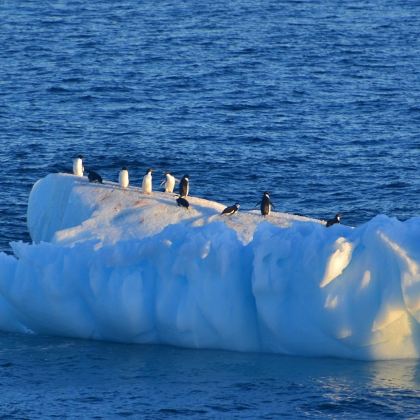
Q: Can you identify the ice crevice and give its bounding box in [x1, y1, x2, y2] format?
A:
[0, 173, 419, 360]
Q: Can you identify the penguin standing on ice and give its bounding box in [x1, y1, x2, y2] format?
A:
[87, 170, 103, 184]
[179, 175, 189, 197]
[119, 167, 129, 189]
[326, 213, 341, 227]
[161, 172, 175, 193]
[176, 196, 190, 209]
[142, 168, 153, 194]
[73, 155, 84, 176]
[260, 192, 273, 216]
[221, 203, 240, 216]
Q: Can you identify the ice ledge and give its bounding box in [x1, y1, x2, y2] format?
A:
[27, 173, 321, 247]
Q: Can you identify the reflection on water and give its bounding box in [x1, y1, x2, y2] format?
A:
[369, 359, 420, 390]
[0, 332, 418, 418]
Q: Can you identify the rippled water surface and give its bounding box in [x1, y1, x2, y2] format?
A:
[0, 0, 419, 251]
[0, 333, 419, 419]
[0, 0, 419, 417]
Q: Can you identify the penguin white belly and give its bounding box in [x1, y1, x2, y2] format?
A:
[165, 175, 175, 193]
[142, 174, 152, 194]
[119, 171, 129, 189]
[73, 159, 83, 176]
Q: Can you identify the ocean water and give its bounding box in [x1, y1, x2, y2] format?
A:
[0, 333, 419, 419]
[0, 0, 419, 417]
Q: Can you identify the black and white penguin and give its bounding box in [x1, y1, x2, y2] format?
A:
[73, 155, 84, 176]
[176, 196, 190, 209]
[161, 172, 175, 193]
[179, 175, 189, 197]
[326, 213, 341, 227]
[142, 168, 153, 194]
[221, 203, 240, 215]
[119, 167, 129, 189]
[260, 192, 273, 216]
[87, 170, 103, 184]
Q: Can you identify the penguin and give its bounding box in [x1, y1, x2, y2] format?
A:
[176, 196, 190, 209]
[221, 203, 240, 216]
[260, 192, 273, 216]
[326, 213, 341, 227]
[87, 170, 103, 184]
[73, 155, 84, 177]
[119, 167, 129, 189]
[179, 175, 189, 197]
[161, 172, 175, 193]
[142, 168, 153, 194]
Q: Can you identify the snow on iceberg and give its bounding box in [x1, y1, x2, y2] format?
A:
[0, 173, 419, 360]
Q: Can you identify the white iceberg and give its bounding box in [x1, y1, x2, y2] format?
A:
[0, 173, 419, 360]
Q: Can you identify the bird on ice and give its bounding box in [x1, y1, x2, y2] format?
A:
[73, 155, 84, 177]
[119, 167, 129, 189]
[221, 203, 240, 215]
[260, 192, 274, 216]
[179, 175, 189, 197]
[161, 172, 176, 193]
[176, 196, 190, 209]
[87, 170, 103, 184]
[325, 213, 341, 227]
[142, 168, 153, 194]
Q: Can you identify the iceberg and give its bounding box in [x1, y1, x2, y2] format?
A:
[0, 173, 419, 360]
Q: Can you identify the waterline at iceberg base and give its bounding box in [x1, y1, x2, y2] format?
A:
[0, 174, 419, 360]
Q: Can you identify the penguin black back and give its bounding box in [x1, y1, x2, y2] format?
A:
[87, 170, 103, 184]
[326, 213, 341, 227]
[221, 203, 240, 215]
[179, 175, 189, 197]
[176, 196, 190, 209]
[260, 192, 271, 216]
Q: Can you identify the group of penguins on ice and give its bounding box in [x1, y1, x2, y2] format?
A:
[73, 155, 341, 227]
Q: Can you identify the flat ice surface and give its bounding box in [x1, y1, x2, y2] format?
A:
[0, 173, 419, 360]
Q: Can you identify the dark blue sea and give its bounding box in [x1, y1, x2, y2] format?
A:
[0, 0, 419, 418]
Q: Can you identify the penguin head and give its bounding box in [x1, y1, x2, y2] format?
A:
[146, 168, 153, 174]
[336, 213, 341, 221]
[235, 203, 240, 208]
[76, 154, 83, 159]
[263, 191, 269, 197]
[122, 167, 128, 171]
